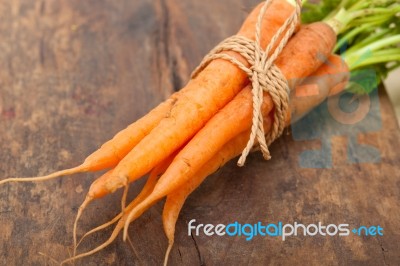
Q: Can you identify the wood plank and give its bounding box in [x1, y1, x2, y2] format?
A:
[0, 0, 399, 265]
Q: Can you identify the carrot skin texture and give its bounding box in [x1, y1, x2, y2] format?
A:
[288, 54, 350, 123]
[86, 170, 113, 199]
[149, 86, 271, 198]
[276, 22, 337, 84]
[83, 94, 179, 171]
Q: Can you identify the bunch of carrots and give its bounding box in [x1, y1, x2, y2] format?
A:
[1, 0, 399, 264]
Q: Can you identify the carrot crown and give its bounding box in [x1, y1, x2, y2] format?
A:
[303, 0, 400, 94]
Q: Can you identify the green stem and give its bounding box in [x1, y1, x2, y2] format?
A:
[350, 35, 400, 58]
[302, 0, 400, 91]
[352, 14, 397, 25]
[345, 28, 391, 54]
[351, 7, 397, 18]
[349, 54, 400, 70]
[334, 24, 370, 52]
[324, 8, 351, 34]
[348, 0, 369, 11]
[326, 0, 356, 19]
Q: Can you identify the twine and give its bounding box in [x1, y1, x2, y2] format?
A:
[191, 0, 302, 166]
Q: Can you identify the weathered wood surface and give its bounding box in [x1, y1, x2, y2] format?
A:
[0, 0, 399, 265]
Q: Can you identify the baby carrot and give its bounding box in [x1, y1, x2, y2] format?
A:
[288, 54, 350, 123]
[0, 93, 179, 185]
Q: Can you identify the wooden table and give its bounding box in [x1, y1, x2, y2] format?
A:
[1, 0, 399, 265]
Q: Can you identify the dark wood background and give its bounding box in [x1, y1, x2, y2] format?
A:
[0, 0, 399, 265]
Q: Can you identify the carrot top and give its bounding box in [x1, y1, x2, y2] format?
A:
[304, 0, 400, 94]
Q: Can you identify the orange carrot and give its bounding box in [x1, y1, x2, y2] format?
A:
[162, 116, 272, 266]
[72, 139, 186, 250]
[288, 54, 350, 123]
[0, 93, 179, 185]
[133, 85, 271, 198]
[90, 20, 335, 200]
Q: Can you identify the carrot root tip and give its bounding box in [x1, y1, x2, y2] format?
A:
[0, 165, 86, 185]
[163, 240, 174, 266]
[73, 195, 93, 257]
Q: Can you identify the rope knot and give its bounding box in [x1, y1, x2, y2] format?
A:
[191, 0, 301, 166]
[251, 64, 267, 77]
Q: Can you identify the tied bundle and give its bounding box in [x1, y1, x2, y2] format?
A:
[2, 0, 399, 264]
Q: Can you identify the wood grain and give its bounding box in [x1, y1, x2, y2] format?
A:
[0, 0, 399, 265]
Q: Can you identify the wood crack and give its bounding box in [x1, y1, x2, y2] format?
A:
[171, 58, 183, 92]
[160, 0, 170, 64]
[378, 238, 388, 266]
[160, 0, 184, 92]
[191, 234, 205, 266]
[190, 234, 204, 265]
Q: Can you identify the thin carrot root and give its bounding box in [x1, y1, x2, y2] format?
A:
[61, 220, 124, 265]
[0, 92, 180, 187]
[68, 194, 154, 264]
[0, 165, 86, 185]
[70, 155, 176, 262]
[163, 239, 174, 266]
[38, 251, 61, 265]
[76, 212, 123, 249]
[73, 195, 93, 257]
[123, 195, 159, 241]
[73, 169, 114, 253]
[126, 233, 137, 255]
[64, 206, 142, 265]
[65, 183, 161, 264]
[121, 181, 129, 211]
